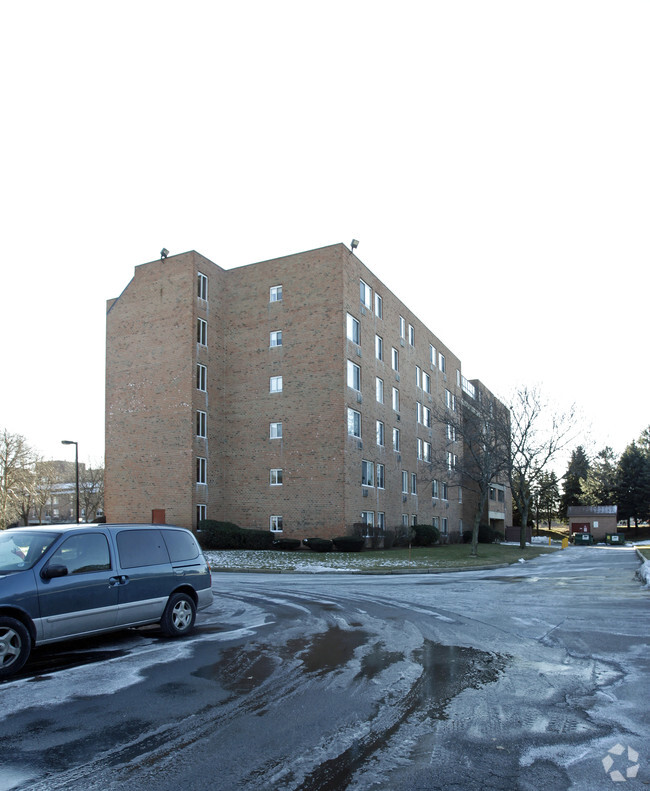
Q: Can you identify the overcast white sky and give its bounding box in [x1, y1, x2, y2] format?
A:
[1, 1, 648, 469]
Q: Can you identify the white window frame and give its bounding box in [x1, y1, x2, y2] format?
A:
[423, 405, 431, 428]
[417, 438, 423, 460]
[197, 272, 208, 301]
[374, 293, 383, 318]
[415, 365, 421, 388]
[360, 279, 372, 309]
[399, 316, 406, 339]
[270, 422, 283, 439]
[402, 470, 408, 493]
[196, 410, 207, 438]
[376, 377, 384, 404]
[270, 468, 283, 486]
[423, 371, 431, 394]
[270, 515, 283, 532]
[424, 441, 432, 463]
[197, 318, 207, 346]
[346, 314, 360, 345]
[270, 330, 283, 348]
[439, 353, 446, 373]
[196, 457, 207, 485]
[197, 363, 207, 392]
[270, 375, 283, 393]
[409, 324, 415, 346]
[270, 285, 283, 302]
[432, 479, 439, 499]
[391, 347, 399, 372]
[411, 473, 417, 495]
[347, 360, 361, 391]
[430, 345, 436, 366]
[362, 460, 375, 487]
[441, 482, 448, 500]
[393, 427, 400, 452]
[197, 504, 206, 523]
[376, 464, 385, 490]
[442, 517, 448, 535]
[392, 387, 400, 412]
[376, 420, 385, 447]
[375, 334, 383, 361]
[347, 408, 361, 438]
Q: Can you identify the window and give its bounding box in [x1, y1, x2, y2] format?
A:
[447, 424, 456, 442]
[198, 272, 208, 301]
[430, 345, 436, 367]
[50, 533, 111, 574]
[423, 405, 431, 428]
[374, 293, 383, 318]
[393, 427, 400, 452]
[270, 469, 283, 486]
[411, 514, 418, 527]
[377, 464, 385, 489]
[432, 479, 439, 499]
[401, 514, 409, 527]
[441, 482, 448, 500]
[424, 441, 432, 463]
[346, 314, 360, 344]
[409, 324, 415, 346]
[447, 452, 457, 471]
[417, 401, 423, 424]
[439, 353, 446, 373]
[361, 512, 374, 532]
[441, 517, 448, 535]
[196, 410, 207, 438]
[402, 470, 408, 493]
[197, 364, 207, 392]
[411, 473, 417, 495]
[270, 422, 283, 439]
[376, 420, 385, 446]
[399, 316, 406, 339]
[445, 389, 456, 410]
[423, 371, 431, 394]
[459, 488, 463, 504]
[392, 387, 399, 412]
[377, 512, 385, 531]
[270, 330, 283, 347]
[432, 516, 439, 531]
[348, 408, 361, 438]
[197, 504, 206, 523]
[360, 279, 372, 309]
[347, 360, 361, 391]
[197, 457, 207, 485]
[270, 515, 283, 532]
[197, 318, 207, 346]
[270, 285, 283, 302]
[375, 334, 383, 361]
[270, 376, 283, 393]
[415, 366, 421, 388]
[417, 438, 423, 460]
[362, 460, 374, 487]
[391, 347, 399, 372]
[376, 377, 384, 404]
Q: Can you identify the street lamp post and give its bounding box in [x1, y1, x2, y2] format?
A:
[61, 440, 80, 523]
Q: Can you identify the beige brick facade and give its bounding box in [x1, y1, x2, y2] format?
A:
[105, 243, 512, 539]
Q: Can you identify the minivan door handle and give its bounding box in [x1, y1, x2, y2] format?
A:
[109, 575, 129, 586]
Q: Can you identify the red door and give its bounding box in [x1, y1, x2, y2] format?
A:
[151, 509, 166, 524]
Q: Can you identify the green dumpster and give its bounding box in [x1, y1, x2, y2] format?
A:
[574, 533, 593, 545]
[605, 533, 625, 545]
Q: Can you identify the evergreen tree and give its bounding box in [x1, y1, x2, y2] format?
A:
[615, 441, 650, 527]
[580, 446, 618, 506]
[559, 445, 590, 517]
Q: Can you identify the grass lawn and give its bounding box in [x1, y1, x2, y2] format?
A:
[206, 543, 558, 573]
[636, 546, 650, 560]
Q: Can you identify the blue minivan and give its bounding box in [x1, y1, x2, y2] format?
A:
[0, 524, 213, 678]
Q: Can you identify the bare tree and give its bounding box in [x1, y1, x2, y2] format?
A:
[431, 383, 510, 557]
[80, 463, 104, 522]
[508, 387, 577, 548]
[0, 429, 36, 529]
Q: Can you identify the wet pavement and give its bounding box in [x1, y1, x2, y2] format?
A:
[0, 546, 648, 790]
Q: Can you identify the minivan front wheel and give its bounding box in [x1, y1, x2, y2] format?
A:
[160, 593, 197, 637]
[0, 617, 31, 678]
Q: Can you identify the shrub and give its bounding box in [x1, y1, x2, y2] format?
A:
[412, 524, 440, 547]
[383, 529, 397, 550]
[197, 520, 274, 550]
[272, 538, 301, 551]
[462, 525, 501, 544]
[302, 537, 333, 553]
[332, 536, 365, 552]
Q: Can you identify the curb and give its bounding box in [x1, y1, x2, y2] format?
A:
[209, 561, 512, 576]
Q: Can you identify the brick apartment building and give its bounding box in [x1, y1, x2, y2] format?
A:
[105, 243, 511, 540]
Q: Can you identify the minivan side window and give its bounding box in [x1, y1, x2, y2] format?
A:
[162, 530, 200, 562]
[116, 530, 169, 569]
[48, 533, 111, 574]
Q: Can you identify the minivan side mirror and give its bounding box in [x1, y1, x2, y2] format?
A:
[41, 564, 69, 580]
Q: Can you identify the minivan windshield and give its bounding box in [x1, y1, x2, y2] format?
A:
[0, 531, 60, 573]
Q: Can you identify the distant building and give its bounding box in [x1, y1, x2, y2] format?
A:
[568, 505, 618, 541]
[105, 244, 512, 540]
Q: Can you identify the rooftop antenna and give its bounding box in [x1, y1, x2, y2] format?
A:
[160, 248, 169, 260]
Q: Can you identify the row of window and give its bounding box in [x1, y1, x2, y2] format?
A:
[360, 512, 453, 534]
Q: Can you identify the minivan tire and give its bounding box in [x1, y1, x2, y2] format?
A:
[0, 617, 31, 678]
[160, 593, 196, 637]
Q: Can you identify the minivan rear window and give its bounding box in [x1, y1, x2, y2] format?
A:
[162, 529, 200, 562]
[116, 530, 170, 569]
